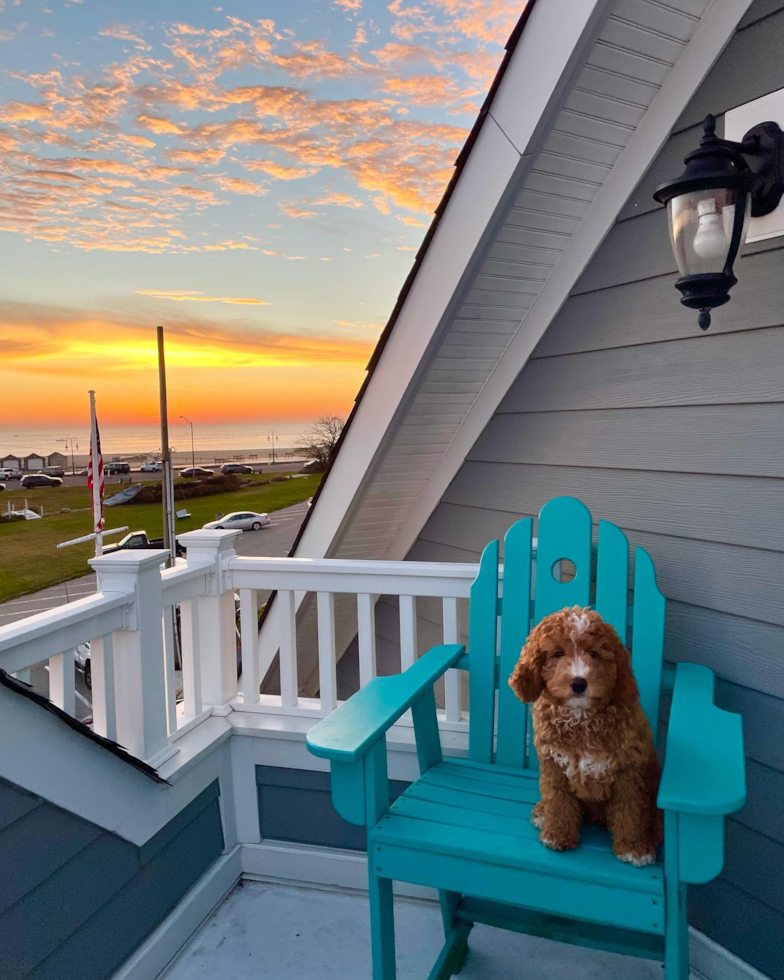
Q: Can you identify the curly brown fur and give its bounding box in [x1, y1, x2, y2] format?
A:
[509, 606, 662, 865]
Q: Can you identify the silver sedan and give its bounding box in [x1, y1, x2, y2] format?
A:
[203, 511, 271, 531]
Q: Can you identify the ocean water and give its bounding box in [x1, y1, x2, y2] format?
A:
[0, 422, 309, 458]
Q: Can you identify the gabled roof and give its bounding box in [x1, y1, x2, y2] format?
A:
[260, 0, 753, 672]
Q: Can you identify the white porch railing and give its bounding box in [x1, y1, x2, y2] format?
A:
[228, 555, 483, 723]
[0, 528, 503, 769]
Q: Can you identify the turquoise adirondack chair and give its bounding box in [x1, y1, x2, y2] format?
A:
[306, 497, 746, 979]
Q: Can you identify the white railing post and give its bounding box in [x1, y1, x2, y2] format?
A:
[178, 529, 241, 715]
[399, 595, 418, 672]
[49, 653, 76, 716]
[316, 591, 337, 712]
[90, 634, 117, 740]
[357, 593, 377, 687]
[239, 588, 260, 705]
[89, 550, 178, 767]
[443, 596, 462, 723]
[278, 590, 298, 707]
[179, 598, 203, 719]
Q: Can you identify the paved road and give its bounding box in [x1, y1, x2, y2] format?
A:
[0, 500, 309, 627]
[2, 460, 307, 490]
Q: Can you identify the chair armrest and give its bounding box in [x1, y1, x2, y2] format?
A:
[306, 643, 465, 763]
[658, 663, 745, 815]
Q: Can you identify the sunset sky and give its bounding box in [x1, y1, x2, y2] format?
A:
[0, 0, 518, 430]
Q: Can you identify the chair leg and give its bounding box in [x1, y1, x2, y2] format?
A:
[438, 891, 470, 975]
[369, 865, 396, 979]
[664, 880, 689, 980]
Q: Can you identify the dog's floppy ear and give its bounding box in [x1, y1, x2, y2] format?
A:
[508, 629, 545, 703]
[604, 624, 639, 705]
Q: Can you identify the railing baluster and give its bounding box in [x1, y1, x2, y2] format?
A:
[399, 595, 418, 672]
[162, 609, 178, 735]
[90, 634, 116, 740]
[278, 590, 298, 707]
[317, 592, 337, 712]
[357, 593, 377, 687]
[180, 598, 203, 718]
[442, 596, 461, 723]
[240, 589, 260, 705]
[49, 652, 76, 716]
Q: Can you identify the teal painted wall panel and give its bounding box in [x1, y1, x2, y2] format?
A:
[0, 777, 224, 980]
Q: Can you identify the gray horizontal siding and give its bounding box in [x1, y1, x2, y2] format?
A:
[403, 6, 784, 974]
[470, 406, 784, 477]
[0, 778, 223, 980]
[536, 245, 784, 355]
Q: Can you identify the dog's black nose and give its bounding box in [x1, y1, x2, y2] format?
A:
[570, 678, 588, 694]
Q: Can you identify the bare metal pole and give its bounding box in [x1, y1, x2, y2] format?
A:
[180, 416, 194, 473]
[157, 326, 175, 566]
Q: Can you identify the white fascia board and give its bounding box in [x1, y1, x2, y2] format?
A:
[489, 0, 613, 156]
[391, 0, 756, 562]
[290, 0, 610, 565]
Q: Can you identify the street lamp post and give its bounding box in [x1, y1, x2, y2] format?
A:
[56, 436, 79, 475]
[267, 429, 278, 465]
[180, 416, 195, 472]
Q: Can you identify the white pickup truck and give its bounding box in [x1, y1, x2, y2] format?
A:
[0, 467, 21, 481]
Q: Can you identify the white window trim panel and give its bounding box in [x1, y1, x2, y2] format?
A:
[725, 89, 784, 242]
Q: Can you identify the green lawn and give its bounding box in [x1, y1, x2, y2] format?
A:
[0, 474, 320, 603]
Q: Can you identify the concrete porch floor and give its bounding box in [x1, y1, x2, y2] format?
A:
[162, 879, 665, 979]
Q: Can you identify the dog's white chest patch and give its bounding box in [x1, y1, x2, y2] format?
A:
[578, 755, 613, 779]
[548, 749, 612, 781]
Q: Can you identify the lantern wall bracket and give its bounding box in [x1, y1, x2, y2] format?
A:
[725, 120, 784, 217]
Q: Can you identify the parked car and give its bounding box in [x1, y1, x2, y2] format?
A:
[220, 463, 253, 475]
[74, 643, 91, 689]
[140, 461, 163, 472]
[203, 511, 271, 531]
[105, 461, 131, 475]
[180, 466, 215, 478]
[78, 467, 89, 476]
[0, 467, 21, 481]
[43, 465, 65, 477]
[0, 483, 5, 492]
[102, 530, 186, 558]
[20, 473, 62, 488]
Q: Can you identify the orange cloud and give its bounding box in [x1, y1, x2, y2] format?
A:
[244, 159, 317, 180]
[135, 289, 269, 305]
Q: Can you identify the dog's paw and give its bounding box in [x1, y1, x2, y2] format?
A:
[539, 830, 579, 852]
[530, 804, 545, 829]
[615, 847, 656, 867]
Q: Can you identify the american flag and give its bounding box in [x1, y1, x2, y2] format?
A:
[87, 415, 104, 534]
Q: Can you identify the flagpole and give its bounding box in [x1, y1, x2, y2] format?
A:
[88, 389, 103, 558]
[157, 326, 176, 566]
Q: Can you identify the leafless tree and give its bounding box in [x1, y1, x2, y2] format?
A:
[296, 415, 345, 469]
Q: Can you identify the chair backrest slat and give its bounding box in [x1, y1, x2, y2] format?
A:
[465, 497, 666, 769]
[534, 497, 592, 620]
[468, 539, 499, 764]
[495, 519, 533, 769]
[631, 546, 666, 741]
[595, 520, 630, 644]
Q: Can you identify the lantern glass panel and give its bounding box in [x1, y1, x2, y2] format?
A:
[667, 188, 751, 277]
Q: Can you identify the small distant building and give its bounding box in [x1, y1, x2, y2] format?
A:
[1, 455, 22, 471]
[47, 452, 68, 467]
[23, 453, 46, 472]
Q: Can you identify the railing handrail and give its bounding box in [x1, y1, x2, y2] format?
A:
[229, 555, 495, 598]
[161, 559, 210, 608]
[0, 591, 130, 673]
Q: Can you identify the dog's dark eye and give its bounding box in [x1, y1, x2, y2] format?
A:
[553, 650, 564, 659]
[590, 651, 598, 659]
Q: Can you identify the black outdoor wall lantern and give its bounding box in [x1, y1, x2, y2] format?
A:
[654, 113, 784, 329]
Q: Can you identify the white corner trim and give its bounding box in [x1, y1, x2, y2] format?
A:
[690, 927, 773, 980]
[391, 0, 758, 562]
[111, 845, 242, 980]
